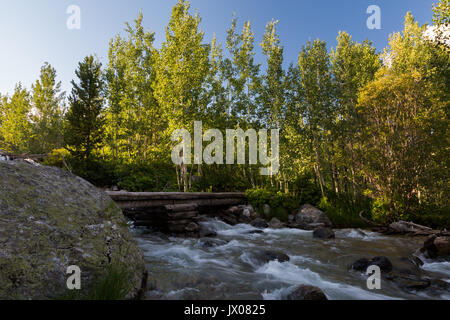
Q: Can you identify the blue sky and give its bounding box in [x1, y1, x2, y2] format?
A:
[0, 0, 437, 96]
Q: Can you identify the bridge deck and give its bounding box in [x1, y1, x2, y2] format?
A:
[106, 191, 247, 209]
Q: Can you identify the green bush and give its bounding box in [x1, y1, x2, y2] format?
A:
[246, 188, 300, 222]
[402, 204, 450, 230]
[318, 196, 370, 228]
[113, 162, 177, 192]
[42, 148, 72, 168]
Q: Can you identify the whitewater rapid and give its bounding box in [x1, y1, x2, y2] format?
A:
[131, 218, 450, 300]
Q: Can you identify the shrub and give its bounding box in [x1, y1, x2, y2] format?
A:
[246, 188, 300, 222]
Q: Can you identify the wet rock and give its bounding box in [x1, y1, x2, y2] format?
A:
[199, 226, 217, 238]
[152, 232, 171, 241]
[351, 258, 371, 272]
[246, 230, 264, 234]
[385, 272, 431, 291]
[269, 218, 285, 229]
[286, 285, 328, 300]
[288, 215, 295, 223]
[199, 238, 228, 248]
[313, 227, 335, 239]
[370, 256, 393, 273]
[239, 205, 255, 217]
[252, 250, 290, 264]
[290, 204, 332, 230]
[215, 206, 244, 225]
[351, 256, 393, 273]
[250, 218, 269, 229]
[0, 161, 147, 300]
[434, 237, 450, 256]
[221, 215, 239, 226]
[420, 235, 450, 259]
[238, 213, 252, 224]
[429, 279, 450, 291]
[185, 222, 200, 233]
[400, 256, 424, 269]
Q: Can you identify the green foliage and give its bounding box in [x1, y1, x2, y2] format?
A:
[246, 188, 300, 221]
[357, 13, 449, 218]
[105, 12, 162, 164]
[153, 0, 211, 191]
[30, 62, 65, 154]
[190, 165, 252, 192]
[318, 197, 370, 229]
[42, 148, 72, 168]
[404, 205, 450, 230]
[113, 162, 178, 192]
[0, 84, 33, 153]
[432, 0, 449, 25]
[64, 56, 105, 160]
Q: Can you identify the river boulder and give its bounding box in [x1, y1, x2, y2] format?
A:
[290, 204, 332, 230]
[269, 217, 285, 229]
[198, 238, 228, 248]
[351, 256, 393, 273]
[313, 227, 335, 239]
[0, 160, 147, 300]
[250, 218, 269, 229]
[384, 272, 431, 291]
[198, 225, 217, 238]
[251, 250, 290, 265]
[419, 235, 450, 259]
[286, 285, 328, 300]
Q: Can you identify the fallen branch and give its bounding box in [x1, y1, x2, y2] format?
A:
[358, 211, 446, 236]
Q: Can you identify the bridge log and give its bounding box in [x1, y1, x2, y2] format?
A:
[108, 192, 247, 237]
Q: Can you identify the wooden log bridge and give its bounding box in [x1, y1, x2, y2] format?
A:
[106, 192, 247, 210]
[106, 192, 247, 236]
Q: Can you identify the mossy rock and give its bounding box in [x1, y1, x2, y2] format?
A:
[0, 161, 147, 300]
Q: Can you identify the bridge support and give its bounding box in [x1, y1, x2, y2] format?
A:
[107, 192, 247, 237]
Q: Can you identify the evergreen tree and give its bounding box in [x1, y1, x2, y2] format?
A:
[64, 56, 105, 160]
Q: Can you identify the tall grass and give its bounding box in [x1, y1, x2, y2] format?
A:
[58, 262, 133, 300]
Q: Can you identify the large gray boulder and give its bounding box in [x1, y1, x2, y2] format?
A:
[0, 161, 147, 300]
[290, 204, 332, 230]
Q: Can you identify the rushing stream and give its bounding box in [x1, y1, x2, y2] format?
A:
[130, 218, 450, 300]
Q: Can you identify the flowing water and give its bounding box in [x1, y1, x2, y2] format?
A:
[131, 218, 450, 300]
